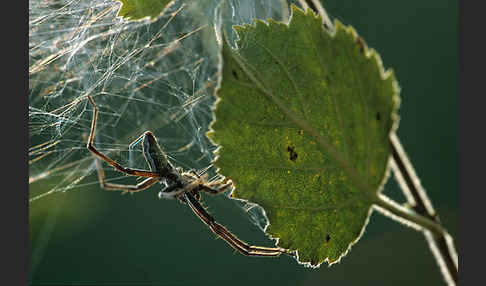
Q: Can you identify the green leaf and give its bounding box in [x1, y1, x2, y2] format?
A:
[208, 5, 400, 267]
[115, 0, 173, 20]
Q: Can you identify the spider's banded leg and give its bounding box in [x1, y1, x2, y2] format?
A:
[199, 179, 233, 195]
[187, 169, 200, 177]
[180, 173, 232, 196]
[86, 95, 160, 178]
[92, 156, 158, 194]
[184, 192, 296, 257]
[184, 192, 293, 256]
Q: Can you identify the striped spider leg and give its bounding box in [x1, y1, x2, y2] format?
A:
[86, 95, 296, 258]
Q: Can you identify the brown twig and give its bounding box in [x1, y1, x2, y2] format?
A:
[389, 134, 458, 285]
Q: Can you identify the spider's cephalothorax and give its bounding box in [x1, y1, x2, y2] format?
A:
[86, 95, 296, 258]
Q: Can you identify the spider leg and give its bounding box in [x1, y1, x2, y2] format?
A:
[188, 169, 200, 177]
[86, 95, 160, 178]
[92, 155, 158, 194]
[199, 178, 233, 195]
[183, 192, 296, 257]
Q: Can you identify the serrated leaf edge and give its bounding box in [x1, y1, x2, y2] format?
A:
[207, 5, 401, 268]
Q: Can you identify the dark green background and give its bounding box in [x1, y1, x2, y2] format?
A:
[29, 0, 458, 285]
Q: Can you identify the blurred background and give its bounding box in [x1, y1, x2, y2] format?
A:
[29, 0, 457, 285]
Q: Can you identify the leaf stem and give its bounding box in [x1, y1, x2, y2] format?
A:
[373, 194, 458, 285]
[373, 194, 445, 237]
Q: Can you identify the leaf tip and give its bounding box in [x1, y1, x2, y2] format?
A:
[115, 0, 173, 21]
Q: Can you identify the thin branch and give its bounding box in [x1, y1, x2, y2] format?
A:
[389, 133, 458, 285]
[296, 0, 333, 31]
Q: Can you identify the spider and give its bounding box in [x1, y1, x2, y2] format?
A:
[86, 95, 296, 257]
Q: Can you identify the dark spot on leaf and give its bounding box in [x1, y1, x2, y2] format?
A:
[232, 69, 239, 80]
[355, 37, 365, 54]
[376, 112, 381, 121]
[298, 130, 304, 136]
[326, 234, 331, 242]
[287, 146, 298, 162]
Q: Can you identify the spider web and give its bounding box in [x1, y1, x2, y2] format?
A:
[29, 0, 290, 227]
[29, 4, 290, 279]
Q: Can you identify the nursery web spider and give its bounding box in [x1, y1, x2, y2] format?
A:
[86, 95, 295, 257]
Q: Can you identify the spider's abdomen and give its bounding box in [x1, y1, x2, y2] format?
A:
[142, 131, 175, 177]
